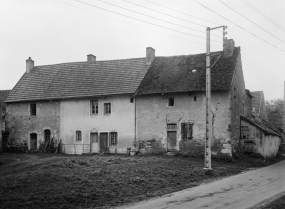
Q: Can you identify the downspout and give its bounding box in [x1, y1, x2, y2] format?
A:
[134, 96, 137, 151]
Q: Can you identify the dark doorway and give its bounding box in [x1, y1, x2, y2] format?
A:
[30, 133, 37, 150]
[167, 131, 177, 150]
[100, 133, 108, 152]
[44, 129, 51, 141]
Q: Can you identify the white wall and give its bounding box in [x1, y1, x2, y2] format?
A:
[60, 95, 135, 154]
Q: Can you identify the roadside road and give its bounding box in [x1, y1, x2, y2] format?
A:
[117, 160, 285, 209]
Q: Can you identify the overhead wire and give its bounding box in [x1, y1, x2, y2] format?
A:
[122, 0, 209, 28]
[91, 0, 222, 38]
[74, 0, 222, 43]
[227, 32, 283, 88]
[145, 0, 221, 26]
[242, 0, 285, 33]
[193, 0, 285, 53]
[218, 0, 285, 44]
[55, 0, 219, 47]
[228, 29, 283, 83]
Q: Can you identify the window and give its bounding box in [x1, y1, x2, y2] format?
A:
[167, 124, 177, 130]
[241, 126, 249, 139]
[30, 103, 36, 116]
[130, 98, 134, 103]
[109, 132, 118, 146]
[90, 100, 98, 114]
[194, 96, 197, 101]
[168, 98, 174, 106]
[104, 103, 111, 114]
[75, 131, 82, 142]
[181, 123, 193, 141]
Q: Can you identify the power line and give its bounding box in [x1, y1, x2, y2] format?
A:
[123, 0, 208, 29]
[228, 29, 283, 83]
[242, 0, 285, 33]
[193, 0, 285, 53]
[92, 0, 221, 38]
[145, 0, 221, 26]
[55, 0, 219, 47]
[74, 0, 222, 43]
[218, 0, 285, 44]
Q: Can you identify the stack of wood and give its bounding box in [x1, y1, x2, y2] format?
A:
[39, 138, 62, 153]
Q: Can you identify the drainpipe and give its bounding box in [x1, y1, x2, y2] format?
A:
[134, 96, 137, 151]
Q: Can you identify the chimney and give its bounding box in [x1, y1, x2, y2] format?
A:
[146, 47, 155, 64]
[26, 57, 34, 73]
[87, 54, 96, 62]
[223, 39, 235, 58]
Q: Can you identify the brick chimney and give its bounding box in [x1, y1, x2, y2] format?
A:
[87, 54, 96, 62]
[223, 39, 235, 58]
[26, 57, 34, 73]
[146, 47, 155, 64]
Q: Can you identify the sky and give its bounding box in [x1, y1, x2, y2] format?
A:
[0, 0, 284, 101]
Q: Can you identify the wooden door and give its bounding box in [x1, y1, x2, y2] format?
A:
[30, 133, 37, 150]
[44, 129, 51, 141]
[100, 133, 108, 152]
[167, 131, 177, 150]
[90, 133, 98, 153]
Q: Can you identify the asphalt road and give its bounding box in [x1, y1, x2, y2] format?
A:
[117, 160, 285, 209]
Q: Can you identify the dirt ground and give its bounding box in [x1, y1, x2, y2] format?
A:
[0, 153, 284, 209]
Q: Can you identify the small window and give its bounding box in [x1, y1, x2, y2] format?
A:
[109, 132, 118, 146]
[194, 96, 197, 101]
[130, 98, 134, 103]
[167, 124, 177, 130]
[104, 103, 111, 114]
[168, 98, 174, 106]
[241, 126, 249, 139]
[30, 103, 36, 116]
[76, 131, 82, 142]
[91, 100, 98, 114]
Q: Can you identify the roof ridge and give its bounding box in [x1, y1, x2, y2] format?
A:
[34, 57, 147, 68]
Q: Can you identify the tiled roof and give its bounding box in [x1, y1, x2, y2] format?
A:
[251, 91, 263, 117]
[241, 115, 281, 137]
[0, 90, 11, 107]
[136, 47, 240, 95]
[6, 58, 149, 102]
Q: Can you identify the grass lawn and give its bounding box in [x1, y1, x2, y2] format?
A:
[0, 153, 284, 209]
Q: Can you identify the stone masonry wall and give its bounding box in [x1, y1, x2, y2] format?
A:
[137, 91, 232, 154]
[229, 52, 246, 152]
[5, 101, 60, 150]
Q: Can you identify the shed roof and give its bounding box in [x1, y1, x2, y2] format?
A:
[136, 47, 240, 95]
[6, 58, 149, 102]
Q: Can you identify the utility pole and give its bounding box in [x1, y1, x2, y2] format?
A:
[204, 25, 227, 170]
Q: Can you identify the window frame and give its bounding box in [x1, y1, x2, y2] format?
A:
[30, 103, 37, 116]
[168, 98, 174, 107]
[75, 130, 83, 143]
[104, 103, 111, 115]
[90, 100, 99, 115]
[109, 132, 118, 146]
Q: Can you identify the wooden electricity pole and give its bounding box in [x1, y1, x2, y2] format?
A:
[204, 25, 227, 170]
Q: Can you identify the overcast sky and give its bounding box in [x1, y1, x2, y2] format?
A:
[1, 0, 284, 100]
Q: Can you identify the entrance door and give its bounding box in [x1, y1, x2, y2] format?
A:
[30, 133, 37, 150]
[100, 133, 108, 152]
[44, 129, 51, 141]
[90, 133, 98, 153]
[167, 131, 177, 150]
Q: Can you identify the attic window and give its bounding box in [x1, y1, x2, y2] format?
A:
[30, 103, 36, 116]
[130, 98, 134, 103]
[168, 98, 174, 106]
